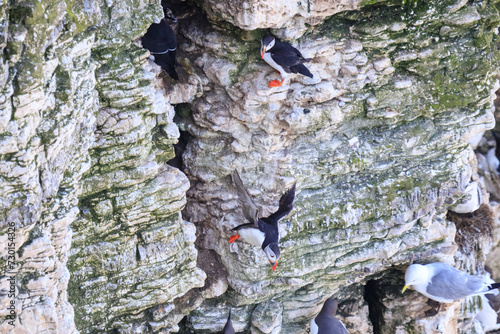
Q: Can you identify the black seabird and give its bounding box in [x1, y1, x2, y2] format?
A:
[141, 18, 179, 80]
[229, 170, 296, 271]
[311, 298, 349, 334]
[222, 310, 235, 334]
[260, 34, 313, 87]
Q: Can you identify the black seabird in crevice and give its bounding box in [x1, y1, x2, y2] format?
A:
[141, 15, 179, 80]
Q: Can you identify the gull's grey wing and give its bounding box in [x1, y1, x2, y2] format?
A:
[232, 170, 260, 226]
[427, 264, 486, 300]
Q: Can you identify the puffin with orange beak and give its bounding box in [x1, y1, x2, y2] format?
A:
[229, 170, 296, 271]
[260, 34, 313, 87]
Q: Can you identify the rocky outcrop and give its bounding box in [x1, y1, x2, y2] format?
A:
[199, 0, 362, 38]
[1, 0, 500, 333]
[176, 0, 500, 332]
[0, 0, 204, 333]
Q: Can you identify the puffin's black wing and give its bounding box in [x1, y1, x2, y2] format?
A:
[271, 42, 313, 78]
[142, 20, 176, 53]
[222, 310, 236, 334]
[154, 51, 179, 80]
[274, 41, 306, 59]
[232, 170, 260, 227]
[270, 49, 304, 68]
[289, 63, 313, 78]
[266, 183, 296, 223]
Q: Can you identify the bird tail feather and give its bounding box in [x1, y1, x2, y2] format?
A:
[290, 64, 313, 78]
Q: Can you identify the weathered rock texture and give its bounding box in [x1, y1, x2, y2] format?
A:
[176, 0, 500, 333]
[1, 0, 500, 333]
[0, 0, 204, 333]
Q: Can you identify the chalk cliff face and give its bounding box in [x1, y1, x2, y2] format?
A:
[1, 0, 500, 333]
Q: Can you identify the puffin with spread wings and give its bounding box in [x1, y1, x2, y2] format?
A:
[229, 170, 296, 271]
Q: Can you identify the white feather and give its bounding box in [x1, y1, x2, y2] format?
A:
[310, 318, 318, 334]
[476, 294, 500, 332]
[238, 228, 265, 247]
[450, 181, 482, 213]
[262, 51, 288, 78]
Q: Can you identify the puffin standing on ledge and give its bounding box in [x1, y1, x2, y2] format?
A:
[260, 34, 313, 87]
[229, 170, 296, 271]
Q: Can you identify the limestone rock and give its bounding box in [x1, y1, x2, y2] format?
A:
[1, 0, 500, 333]
[177, 1, 500, 332]
[198, 0, 364, 37]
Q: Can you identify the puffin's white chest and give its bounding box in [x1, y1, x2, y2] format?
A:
[239, 228, 265, 248]
[310, 319, 318, 334]
[263, 52, 288, 78]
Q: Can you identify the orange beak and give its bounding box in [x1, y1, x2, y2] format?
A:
[270, 260, 278, 271]
[261, 48, 265, 59]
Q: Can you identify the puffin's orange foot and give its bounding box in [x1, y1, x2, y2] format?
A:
[229, 234, 240, 243]
[268, 79, 284, 88]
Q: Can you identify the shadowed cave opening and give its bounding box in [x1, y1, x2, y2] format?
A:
[167, 128, 191, 171]
[167, 103, 193, 171]
[363, 267, 408, 334]
[364, 279, 386, 334]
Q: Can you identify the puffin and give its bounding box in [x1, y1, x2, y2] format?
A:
[141, 16, 179, 80]
[222, 310, 235, 334]
[229, 170, 296, 271]
[311, 298, 349, 334]
[260, 34, 313, 87]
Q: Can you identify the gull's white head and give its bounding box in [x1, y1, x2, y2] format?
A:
[402, 264, 429, 293]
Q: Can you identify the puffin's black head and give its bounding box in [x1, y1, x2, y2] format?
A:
[261, 35, 276, 58]
[264, 243, 280, 271]
[319, 298, 338, 317]
[164, 8, 177, 23]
